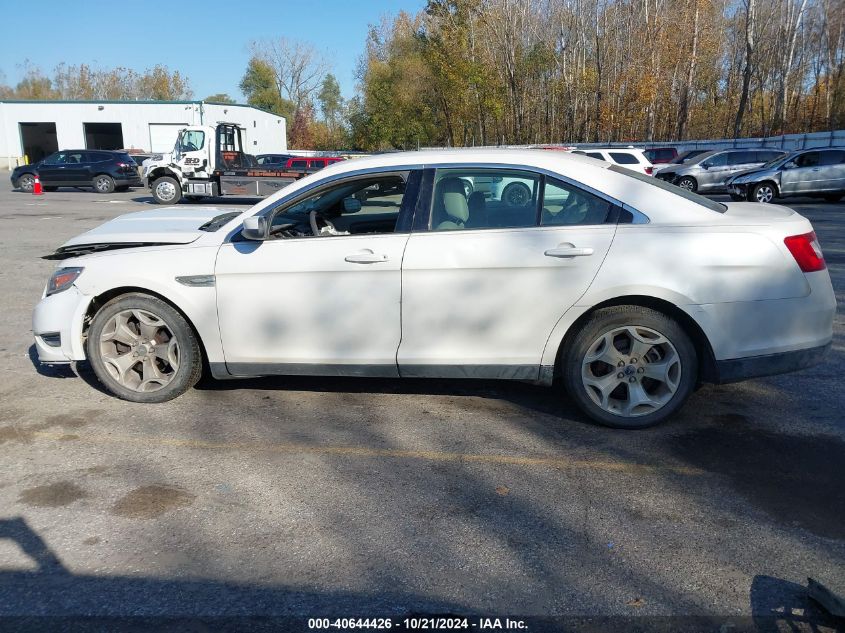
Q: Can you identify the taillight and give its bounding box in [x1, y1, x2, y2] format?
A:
[116, 162, 130, 168]
[784, 231, 826, 272]
[645, 166, 654, 175]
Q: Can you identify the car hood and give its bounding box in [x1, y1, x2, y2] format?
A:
[44, 206, 244, 260]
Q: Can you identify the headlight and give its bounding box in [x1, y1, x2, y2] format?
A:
[46, 267, 83, 296]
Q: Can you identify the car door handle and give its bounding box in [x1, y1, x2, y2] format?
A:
[345, 249, 388, 264]
[544, 245, 594, 258]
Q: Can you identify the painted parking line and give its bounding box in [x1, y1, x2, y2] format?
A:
[25, 430, 705, 476]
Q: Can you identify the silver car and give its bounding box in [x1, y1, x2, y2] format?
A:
[655, 149, 786, 194]
[726, 148, 845, 204]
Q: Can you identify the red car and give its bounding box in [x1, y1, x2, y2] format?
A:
[643, 147, 678, 164]
[285, 156, 345, 172]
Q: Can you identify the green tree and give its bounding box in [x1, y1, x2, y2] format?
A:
[239, 56, 295, 121]
[204, 93, 236, 103]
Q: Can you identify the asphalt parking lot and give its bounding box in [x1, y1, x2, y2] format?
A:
[0, 183, 843, 629]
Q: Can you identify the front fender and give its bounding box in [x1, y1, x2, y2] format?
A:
[71, 246, 224, 364]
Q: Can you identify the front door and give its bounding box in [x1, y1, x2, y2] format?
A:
[398, 168, 617, 378]
[214, 171, 420, 376]
[781, 151, 822, 195]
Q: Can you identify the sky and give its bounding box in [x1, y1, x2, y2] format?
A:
[1, 0, 425, 102]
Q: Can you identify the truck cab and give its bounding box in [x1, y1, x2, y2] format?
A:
[143, 123, 300, 204]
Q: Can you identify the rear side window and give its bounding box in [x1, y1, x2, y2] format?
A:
[541, 177, 613, 226]
[609, 152, 640, 165]
[729, 151, 756, 165]
[585, 152, 605, 160]
[608, 165, 726, 213]
[290, 159, 307, 169]
[819, 150, 845, 166]
[430, 168, 540, 231]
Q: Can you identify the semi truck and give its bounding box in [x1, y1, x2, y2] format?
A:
[142, 123, 313, 204]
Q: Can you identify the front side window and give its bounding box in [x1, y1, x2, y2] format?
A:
[795, 152, 821, 167]
[609, 152, 640, 165]
[290, 159, 307, 169]
[431, 169, 540, 231]
[269, 173, 411, 238]
[541, 177, 614, 226]
[730, 151, 756, 164]
[179, 130, 205, 152]
[704, 153, 728, 167]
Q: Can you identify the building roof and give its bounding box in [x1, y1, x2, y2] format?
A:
[0, 99, 283, 118]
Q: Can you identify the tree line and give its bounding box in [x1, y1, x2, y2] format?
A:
[3, 0, 843, 151]
[348, 0, 844, 150]
[0, 63, 193, 101]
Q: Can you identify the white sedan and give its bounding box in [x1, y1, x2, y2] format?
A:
[32, 150, 835, 428]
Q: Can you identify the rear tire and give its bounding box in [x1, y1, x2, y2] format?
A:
[87, 293, 202, 403]
[93, 175, 115, 194]
[560, 305, 697, 429]
[502, 181, 532, 207]
[677, 177, 697, 192]
[151, 176, 182, 204]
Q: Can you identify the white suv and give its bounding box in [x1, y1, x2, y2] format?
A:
[570, 148, 654, 175]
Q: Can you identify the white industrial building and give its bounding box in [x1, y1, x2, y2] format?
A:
[0, 100, 287, 167]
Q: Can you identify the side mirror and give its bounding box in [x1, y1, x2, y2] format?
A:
[241, 215, 268, 241]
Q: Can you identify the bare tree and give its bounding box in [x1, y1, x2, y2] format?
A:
[250, 37, 328, 110]
[734, 0, 756, 137]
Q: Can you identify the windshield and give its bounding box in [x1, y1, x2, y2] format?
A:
[669, 150, 709, 165]
[608, 165, 726, 213]
[177, 130, 205, 153]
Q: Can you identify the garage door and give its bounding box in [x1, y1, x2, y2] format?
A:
[149, 123, 188, 153]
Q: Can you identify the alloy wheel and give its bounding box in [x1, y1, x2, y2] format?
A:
[95, 176, 112, 193]
[99, 309, 180, 392]
[581, 325, 681, 418]
[754, 184, 774, 203]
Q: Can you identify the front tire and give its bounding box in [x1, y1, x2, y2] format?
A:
[93, 175, 115, 194]
[750, 182, 776, 204]
[560, 306, 697, 429]
[17, 174, 35, 192]
[151, 176, 182, 204]
[87, 293, 202, 403]
[677, 177, 697, 192]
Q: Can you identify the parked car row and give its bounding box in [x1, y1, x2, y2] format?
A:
[654, 149, 789, 193]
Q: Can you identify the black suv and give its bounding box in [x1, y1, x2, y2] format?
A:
[11, 150, 143, 194]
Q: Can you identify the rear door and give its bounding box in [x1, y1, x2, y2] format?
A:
[817, 150, 845, 191]
[723, 150, 758, 185]
[398, 167, 617, 378]
[64, 151, 91, 185]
